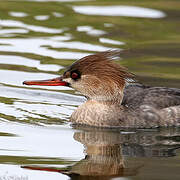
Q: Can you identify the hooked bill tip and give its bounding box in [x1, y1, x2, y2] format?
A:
[23, 81, 28, 85]
[23, 81, 36, 85]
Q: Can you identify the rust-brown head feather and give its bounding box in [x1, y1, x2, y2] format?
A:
[65, 50, 134, 89]
[62, 51, 134, 104]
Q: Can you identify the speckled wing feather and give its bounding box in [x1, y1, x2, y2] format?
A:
[123, 84, 180, 109]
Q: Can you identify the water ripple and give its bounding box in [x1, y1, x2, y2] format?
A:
[0, 55, 63, 72]
[0, 19, 64, 33]
[73, 5, 166, 18]
[9, 12, 28, 17]
[0, 37, 109, 59]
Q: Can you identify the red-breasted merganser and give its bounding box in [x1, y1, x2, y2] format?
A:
[23, 51, 180, 128]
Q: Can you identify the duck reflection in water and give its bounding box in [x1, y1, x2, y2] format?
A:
[22, 127, 180, 180]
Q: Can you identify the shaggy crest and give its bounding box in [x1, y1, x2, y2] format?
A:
[64, 50, 135, 89]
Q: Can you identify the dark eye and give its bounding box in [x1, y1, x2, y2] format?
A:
[70, 71, 80, 80]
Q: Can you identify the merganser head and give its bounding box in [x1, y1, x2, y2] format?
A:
[23, 51, 134, 104]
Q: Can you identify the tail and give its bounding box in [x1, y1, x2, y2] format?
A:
[160, 105, 180, 126]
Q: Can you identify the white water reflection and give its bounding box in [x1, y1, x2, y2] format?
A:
[0, 19, 64, 33]
[34, 15, 50, 21]
[0, 55, 63, 72]
[0, 29, 29, 35]
[77, 25, 106, 36]
[0, 69, 69, 90]
[104, 23, 114, 27]
[0, 165, 68, 180]
[0, 84, 82, 120]
[0, 37, 109, 59]
[9, 12, 28, 17]
[0, 102, 43, 119]
[0, 86, 84, 105]
[0, 77, 84, 121]
[87, 29, 106, 36]
[0, 121, 83, 159]
[99, 38, 125, 45]
[77, 26, 92, 32]
[73, 5, 166, 18]
[14, 102, 73, 119]
[48, 40, 109, 51]
[52, 12, 64, 17]
[50, 35, 71, 41]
